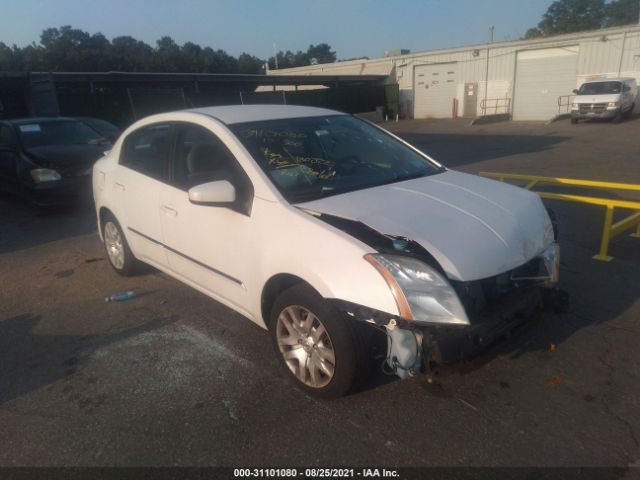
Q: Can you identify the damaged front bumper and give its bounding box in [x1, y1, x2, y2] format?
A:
[332, 242, 565, 380]
[422, 286, 542, 365]
[334, 284, 546, 380]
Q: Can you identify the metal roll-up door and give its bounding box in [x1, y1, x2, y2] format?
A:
[413, 63, 457, 119]
[513, 47, 578, 121]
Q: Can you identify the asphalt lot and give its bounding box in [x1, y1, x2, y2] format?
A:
[1, 116, 639, 468]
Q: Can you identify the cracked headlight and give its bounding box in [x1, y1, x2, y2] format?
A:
[365, 254, 469, 326]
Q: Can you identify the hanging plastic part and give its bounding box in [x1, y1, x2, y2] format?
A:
[385, 319, 423, 380]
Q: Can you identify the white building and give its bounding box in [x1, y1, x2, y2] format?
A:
[267, 25, 640, 121]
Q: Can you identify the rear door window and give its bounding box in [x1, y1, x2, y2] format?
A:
[121, 123, 171, 181]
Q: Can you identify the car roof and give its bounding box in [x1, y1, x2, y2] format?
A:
[187, 104, 346, 125]
[583, 77, 635, 83]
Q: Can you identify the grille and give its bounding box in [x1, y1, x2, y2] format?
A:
[451, 257, 542, 324]
[579, 103, 607, 114]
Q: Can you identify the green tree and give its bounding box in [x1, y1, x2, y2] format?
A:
[268, 50, 305, 69]
[181, 42, 203, 72]
[524, 27, 544, 39]
[268, 43, 336, 70]
[2, 25, 266, 74]
[0, 42, 14, 70]
[153, 36, 181, 72]
[605, 0, 640, 26]
[39, 26, 111, 71]
[525, 0, 605, 38]
[237, 53, 264, 74]
[109, 36, 154, 71]
[306, 43, 336, 64]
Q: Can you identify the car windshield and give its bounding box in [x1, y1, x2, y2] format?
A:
[17, 120, 103, 149]
[577, 81, 622, 95]
[230, 115, 443, 203]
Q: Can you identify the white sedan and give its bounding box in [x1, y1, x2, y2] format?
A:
[93, 105, 559, 398]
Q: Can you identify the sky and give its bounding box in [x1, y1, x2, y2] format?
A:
[0, 0, 553, 60]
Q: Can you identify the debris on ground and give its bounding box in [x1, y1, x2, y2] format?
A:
[549, 343, 558, 352]
[546, 376, 562, 386]
[85, 257, 104, 263]
[458, 398, 479, 412]
[105, 290, 136, 302]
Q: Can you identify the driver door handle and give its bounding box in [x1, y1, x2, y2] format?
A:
[161, 205, 178, 217]
[114, 182, 125, 191]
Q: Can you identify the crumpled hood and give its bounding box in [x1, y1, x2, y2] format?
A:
[298, 170, 554, 281]
[573, 93, 620, 104]
[25, 144, 107, 177]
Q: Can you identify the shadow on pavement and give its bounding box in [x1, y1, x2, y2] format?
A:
[0, 313, 180, 405]
[0, 192, 97, 254]
[398, 132, 571, 168]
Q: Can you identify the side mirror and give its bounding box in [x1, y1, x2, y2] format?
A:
[572, 89, 578, 94]
[188, 180, 236, 206]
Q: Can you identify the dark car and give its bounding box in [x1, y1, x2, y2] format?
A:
[73, 117, 122, 143]
[0, 117, 111, 206]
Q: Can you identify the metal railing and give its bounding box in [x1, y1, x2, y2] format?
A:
[479, 172, 640, 261]
[480, 97, 511, 116]
[557, 95, 575, 114]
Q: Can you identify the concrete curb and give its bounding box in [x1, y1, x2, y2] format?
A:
[548, 113, 572, 124]
[470, 113, 512, 125]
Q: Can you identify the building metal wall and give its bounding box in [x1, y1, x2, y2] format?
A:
[269, 25, 640, 121]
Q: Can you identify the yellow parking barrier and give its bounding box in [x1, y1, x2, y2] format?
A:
[479, 172, 640, 261]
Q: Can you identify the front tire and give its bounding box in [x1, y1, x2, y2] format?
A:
[269, 284, 360, 399]
[101, 214, 139, 276]
[623, 104, 634, 119]
[612, 110, 623, 123]
[570, 117, 579, 124]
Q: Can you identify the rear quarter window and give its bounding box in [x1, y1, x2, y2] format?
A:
[120, 123, 171, 180]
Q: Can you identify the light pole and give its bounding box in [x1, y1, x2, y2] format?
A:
[483, 25, 495, 117]
[273, 43, 279, 70]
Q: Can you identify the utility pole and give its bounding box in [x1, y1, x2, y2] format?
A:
[273, 43, 279, 70]
[483, 25, 494, 117]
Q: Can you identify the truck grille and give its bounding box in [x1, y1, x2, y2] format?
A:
[579, 103, 607, 114]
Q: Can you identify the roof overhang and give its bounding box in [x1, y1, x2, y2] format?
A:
[41, 71, 388, 88]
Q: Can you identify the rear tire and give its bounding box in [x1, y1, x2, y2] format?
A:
[269, 283, 364, 399]
[570, 117, 579, 124]
[101, 214, 139, 276]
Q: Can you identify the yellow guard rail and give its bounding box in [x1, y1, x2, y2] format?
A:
[479, 172, 640, 261]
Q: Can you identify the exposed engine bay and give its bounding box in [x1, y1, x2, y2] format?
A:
[319, 211, 568, 380]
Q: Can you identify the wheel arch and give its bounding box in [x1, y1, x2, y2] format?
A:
[260, 273, 322, 327]
[98, 206, 116, 240]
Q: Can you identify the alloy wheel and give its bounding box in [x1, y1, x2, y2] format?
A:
[104, 221, 125, 269]
[276, 305, 336, 388]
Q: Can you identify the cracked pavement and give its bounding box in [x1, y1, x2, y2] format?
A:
[1, 117, 639, 467]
